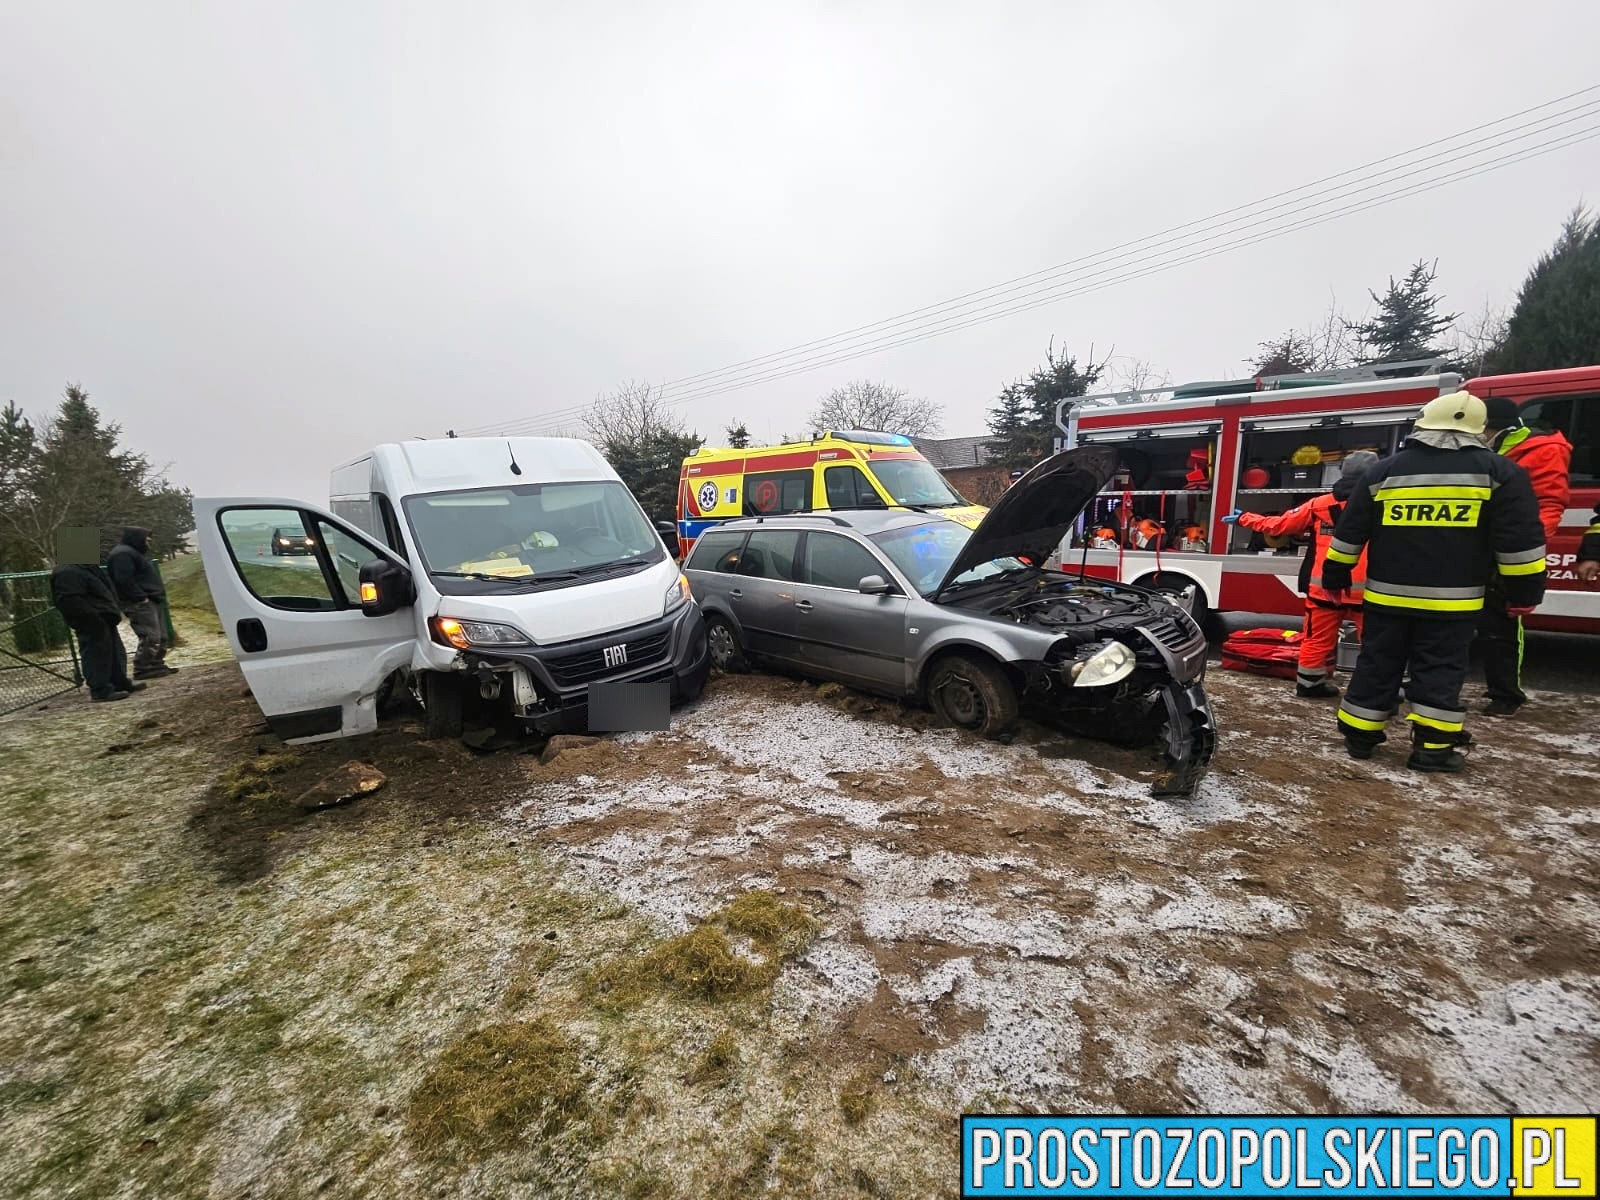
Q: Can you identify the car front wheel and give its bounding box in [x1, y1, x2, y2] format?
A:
[927, 652, 1018, 738]
[705, 614, 750, 673]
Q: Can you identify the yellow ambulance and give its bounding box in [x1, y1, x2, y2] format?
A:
[676, 430, 987, 559]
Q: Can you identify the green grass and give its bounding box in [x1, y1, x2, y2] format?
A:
[0, 678, 955, 1199]
[160, 553, 215, 614]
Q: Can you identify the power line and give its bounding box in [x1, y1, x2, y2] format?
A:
[455, 86, 1600, 438]
[509, 123, 1600, 430]
[494, 122, 1600, 433]
[649, 88, 1600, 395]
[643, 112, 1600, 406]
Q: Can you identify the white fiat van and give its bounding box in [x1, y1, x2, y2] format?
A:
[194, 437, 709, 742]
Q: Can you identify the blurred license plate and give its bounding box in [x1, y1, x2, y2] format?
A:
[586, 679, 669, 732]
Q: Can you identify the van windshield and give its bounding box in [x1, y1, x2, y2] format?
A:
[869, 459, 963, 507]
[402, 482, 663, 590]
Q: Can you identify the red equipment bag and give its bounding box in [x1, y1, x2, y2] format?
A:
[1221, 627, 1303, 679]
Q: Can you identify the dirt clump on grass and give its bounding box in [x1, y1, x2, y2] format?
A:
[590, 891, 819, 1008]
[406, 1018, 592, 1160]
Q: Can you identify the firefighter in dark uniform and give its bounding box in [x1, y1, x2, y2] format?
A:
[1321, 392, 1547, 773]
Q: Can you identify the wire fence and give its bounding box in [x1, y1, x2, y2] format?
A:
[0, 571, 82, 716]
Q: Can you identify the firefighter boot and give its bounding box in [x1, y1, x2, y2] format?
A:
[1342, 730, 1385, 760]
[1297, 682, 1340, 699]
[1406, 727, 1469, 774]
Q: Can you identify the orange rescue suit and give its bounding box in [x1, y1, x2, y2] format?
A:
[1239, 492, 1365, 604]
[1239, 492, 1364, 689]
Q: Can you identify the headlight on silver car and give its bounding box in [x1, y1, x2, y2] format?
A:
[663, 573, 691, 616]
[1070, 640, 1136, 688]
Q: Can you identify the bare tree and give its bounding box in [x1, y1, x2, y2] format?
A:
[809, 380, 943, 439]
[1446, 299, 1509, 378]
[1251, 295, 1359, 376]
[1104, 356, 1171, 397]
[582, 382, 701, 519]
[582, 381, 680, 446]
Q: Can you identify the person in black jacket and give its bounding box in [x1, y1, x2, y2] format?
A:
[48, 527, 147, 702]
[106, 526, 177, 679]
[1322, 392, 1547, 773]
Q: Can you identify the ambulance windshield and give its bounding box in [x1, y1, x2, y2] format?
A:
[869, 460, 963, 507]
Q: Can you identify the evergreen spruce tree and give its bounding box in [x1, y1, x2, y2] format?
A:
[1489, 205, 1600, 372]
[1349, 260, 1460, 363]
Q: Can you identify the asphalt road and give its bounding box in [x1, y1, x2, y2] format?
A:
[1216, 613, 1599, 696]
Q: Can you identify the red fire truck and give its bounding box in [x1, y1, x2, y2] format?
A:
[1054, 362, 1600, 635]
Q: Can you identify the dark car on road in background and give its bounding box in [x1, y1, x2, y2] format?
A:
[682, 446, 1216, 796]
[270, 527, 317, 556]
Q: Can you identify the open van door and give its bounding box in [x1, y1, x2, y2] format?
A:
[194, 498, 418, 742]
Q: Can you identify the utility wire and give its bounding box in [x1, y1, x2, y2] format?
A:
[490, 122, 1600, 434]
[455, 87, 1600, 438]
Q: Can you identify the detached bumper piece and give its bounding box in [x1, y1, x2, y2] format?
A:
[1151, 682, 1216, 799]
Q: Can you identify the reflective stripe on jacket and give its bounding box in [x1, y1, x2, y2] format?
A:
[1238, 492, 1364, 604]
[1321, 441, 1547, 618]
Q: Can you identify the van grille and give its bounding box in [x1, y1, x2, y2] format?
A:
[544, 628, 672, 687]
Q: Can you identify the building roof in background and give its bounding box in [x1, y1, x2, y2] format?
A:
[910, 434, 1001, 469]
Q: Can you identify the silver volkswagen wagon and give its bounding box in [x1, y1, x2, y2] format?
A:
[682, 447, 1216, 796]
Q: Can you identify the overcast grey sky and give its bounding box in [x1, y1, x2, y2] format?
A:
[3, 1, 1597, 504]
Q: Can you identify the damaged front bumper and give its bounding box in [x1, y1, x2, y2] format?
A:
[1151, 681, 1217, 799]
[455, 603, 710, 734]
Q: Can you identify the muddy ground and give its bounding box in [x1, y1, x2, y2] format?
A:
[1, 642, 1596, 1197]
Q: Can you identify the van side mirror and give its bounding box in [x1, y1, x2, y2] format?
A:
[857, 574, 893, 595]
[358, 559, 415, 616]
[655, 519, 680, 559]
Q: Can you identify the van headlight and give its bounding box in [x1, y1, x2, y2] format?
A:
[1070, 641, 1136, 688]
[429, 616, 531, 650]
[663, 573, 691, 616]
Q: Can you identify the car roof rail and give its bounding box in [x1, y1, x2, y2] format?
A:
[716, 513, 854, 527]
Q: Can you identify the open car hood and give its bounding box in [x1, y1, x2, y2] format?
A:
[932, 446, 1119, 601]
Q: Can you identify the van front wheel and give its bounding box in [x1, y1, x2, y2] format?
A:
[421, 672, 465, 739]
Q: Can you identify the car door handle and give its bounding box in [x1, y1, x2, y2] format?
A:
[237, 617, 268, 653]
[795, 600, 813, 612]
[729, 588, 743, 599]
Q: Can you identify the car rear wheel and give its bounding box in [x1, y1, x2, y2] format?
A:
[927, 652, 1018, 738]
[705, 615, 749, 674]
[421, 672, 465, 739]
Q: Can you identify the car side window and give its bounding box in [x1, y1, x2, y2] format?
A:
[219, 508, 340, 612]
[738, 530, 800, 581]
[824, 465, 882, 509]
[685, 531, 746, 573]
[1521, 393, 1598, 486]
[802, 532, 887, 590]
[744, 470, 812, 515]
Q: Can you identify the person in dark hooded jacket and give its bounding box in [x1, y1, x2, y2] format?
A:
[49, 527, 146, 702]
[105, 526, 176, 678]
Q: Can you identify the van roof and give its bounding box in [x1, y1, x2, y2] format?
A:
[333, 437, 619, 496]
